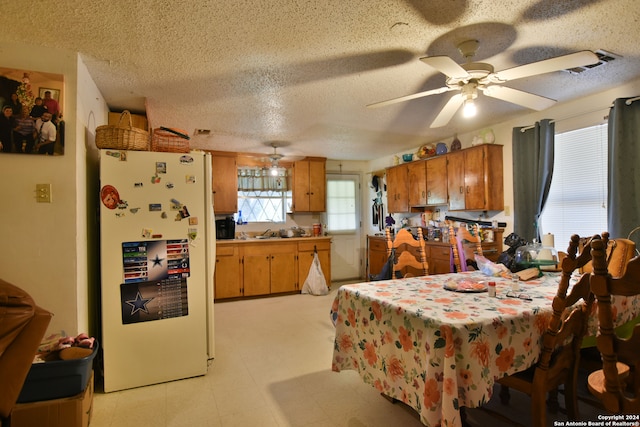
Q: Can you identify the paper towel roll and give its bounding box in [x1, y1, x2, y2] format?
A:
[542, 233, 555, 248]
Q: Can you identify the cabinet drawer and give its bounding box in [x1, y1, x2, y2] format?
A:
[429, 245, 452, 261]
[298, 240, 330, 252]
[369, 238, 387, 252]
[216, 245, 237, 256]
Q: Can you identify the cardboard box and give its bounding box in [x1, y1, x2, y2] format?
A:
[11, 372, 93, 427]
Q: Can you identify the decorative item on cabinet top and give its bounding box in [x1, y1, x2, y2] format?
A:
[417, 143, 436, 159]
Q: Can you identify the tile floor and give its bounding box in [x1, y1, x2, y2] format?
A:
[89, 281, 609, 427]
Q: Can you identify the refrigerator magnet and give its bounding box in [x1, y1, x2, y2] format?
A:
[179, 155, 194, 164]
[101, 185, 121, 209]
[189, 217, 198, 225]
[142, 229, 152, 238]
[156, 162, 167, 174]
[180, 205, 190, 219]
[130, 208, 140, 214]
[188, 228, 198, 241]
[161, 212, 168, 219]
[151, 175, 161, 184]
[185, 175, 196, 184]
[105, 150, 121, 159]
[166, 182, 174, 189]
[149, 203, 162, 211]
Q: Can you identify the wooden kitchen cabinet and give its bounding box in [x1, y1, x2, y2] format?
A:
[425, 156, 448, 205]
[242, 242, 297, 296]
[298, 239, 331, 289]
[386, 163, 409, 213]
[447, 144, 503, 211]
[293, 157, 326, 212]
[211, 153, 238, 214]
[426, 243, 452, 274]
[367, 235, 389, 280]
[214, 244, 242, 299]
[408, 160, 427, 207]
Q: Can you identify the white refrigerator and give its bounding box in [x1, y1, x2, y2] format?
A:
[99, 149, 215, 392]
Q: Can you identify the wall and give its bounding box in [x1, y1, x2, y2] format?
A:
[0, 41, 109, 336]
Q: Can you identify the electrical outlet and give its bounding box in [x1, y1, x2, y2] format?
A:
[36, 184, 52, 203]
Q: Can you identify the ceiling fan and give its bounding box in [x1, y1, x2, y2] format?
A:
[367, 40, 600, 127]
[262, 142, 303, 175]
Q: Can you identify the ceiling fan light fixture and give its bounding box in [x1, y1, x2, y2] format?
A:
[462, 99, 477, 118]
[269, 166, 279, 176]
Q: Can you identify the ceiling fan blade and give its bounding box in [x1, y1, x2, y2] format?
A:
[492, 50, 599, 82]
[367, 86, 454, 108]
[430, 93, 464, 128]
[481, 85, 556, 110]
[420, 56, 470, 79]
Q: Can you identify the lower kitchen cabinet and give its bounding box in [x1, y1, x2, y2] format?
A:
[366, 235, 389, 280]
[214, 237, 332, 300]
[214, 245, 242, 299]
[242, 243, 297, 296]
[298, 239, 331, 288]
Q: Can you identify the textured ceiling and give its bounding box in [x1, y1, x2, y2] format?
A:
[1, 0, 639, 161]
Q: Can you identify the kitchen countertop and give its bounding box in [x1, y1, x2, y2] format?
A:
[216, 236, 332, 244]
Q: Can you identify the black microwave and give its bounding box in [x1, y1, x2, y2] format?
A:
[215, 217, 235, 240]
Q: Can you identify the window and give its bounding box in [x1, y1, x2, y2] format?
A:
[326, 177, 358, 232]
[539, 123, 608, 249]
[237, 167, 291, 223]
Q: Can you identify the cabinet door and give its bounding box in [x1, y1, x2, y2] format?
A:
[463, 146, 486, 210]
[426, 245, 453, 274]
[211, 155, 237, 214]
[367, 236, 388, 280]
[308, 159, 326, 212]
[270, 252, 297, 293]
[408, 161, 427, 207]
[426, 156, 448, 205]
[242, 248, 271, 296]
[298, 240, 331, 287]
[447, 151, 466, 210]
[214, 245, 241, 299]
[386, 164, 409, 213]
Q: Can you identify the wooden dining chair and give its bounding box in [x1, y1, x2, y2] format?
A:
[587, 238, 640, 414]
[581, 234, 636, 277]
[495, 234, 599, 427]
[448, 222, 482, 272]
[385, 227, 428, 278]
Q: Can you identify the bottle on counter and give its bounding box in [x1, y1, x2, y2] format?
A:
[236, 210, 243, 225]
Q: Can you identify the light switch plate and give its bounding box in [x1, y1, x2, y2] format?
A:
[36, 183, 52, 203]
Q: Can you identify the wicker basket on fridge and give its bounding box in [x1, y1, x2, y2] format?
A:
[150, 127, 191, 153]
[95, 110, 150, 151]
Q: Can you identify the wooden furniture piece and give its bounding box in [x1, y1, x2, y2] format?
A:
[385, 227, 428, 278]
[588, 239, 640, 414]
[448, 223, 483, 272]
[214, 237, 332, 300]
[211, 152, 238, 214]
[292, 157, 326, 212]
[447, 144, 504, 211]
[495, 234, 596, 427]
[367, 235, 388, 280]
[581, 235, 636, 277]
[385, 162, 409, 213]
[385, 145, 503, 213]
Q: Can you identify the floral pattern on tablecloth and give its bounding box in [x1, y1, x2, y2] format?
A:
[330, 271, 640, 427]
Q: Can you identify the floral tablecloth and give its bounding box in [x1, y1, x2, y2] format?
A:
[330, 271, 640, 427]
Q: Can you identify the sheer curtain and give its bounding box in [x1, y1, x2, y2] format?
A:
[608, 97, 640, 247]
[512, 119, 555, 242]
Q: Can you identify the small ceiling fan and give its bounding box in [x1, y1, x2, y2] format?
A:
[262, 142, 304, 175]
[367, 40, 600, 127]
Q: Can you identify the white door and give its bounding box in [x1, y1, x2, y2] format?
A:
[326, 173, 362, 281]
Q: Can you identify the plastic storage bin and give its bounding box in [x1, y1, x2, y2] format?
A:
[17, 341, 98, 403]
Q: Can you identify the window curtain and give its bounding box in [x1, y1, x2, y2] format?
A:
[512, 119, 555, 243]
[237, 167, 288, 191]
[607, 97, 640, 247]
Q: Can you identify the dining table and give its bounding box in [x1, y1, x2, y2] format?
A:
[330, 271, 640, 427]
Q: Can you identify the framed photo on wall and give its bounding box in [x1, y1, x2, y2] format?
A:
[39, 87, 60, 101]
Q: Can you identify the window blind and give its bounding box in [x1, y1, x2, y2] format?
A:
[539, 123, 608, 249]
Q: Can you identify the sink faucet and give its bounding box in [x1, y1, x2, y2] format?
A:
[261, 229, 272, 237]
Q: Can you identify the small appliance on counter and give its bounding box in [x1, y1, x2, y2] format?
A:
[216, 217, 236, 239]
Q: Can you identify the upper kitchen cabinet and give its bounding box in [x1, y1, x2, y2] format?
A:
[386, 163, 409, 213]
[292, 158, 326, 212]
[407, 160, 427, 207]
[425, 156, 448, 206]
[211, 152, 238, 214]
[447, 144, 503, 211]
